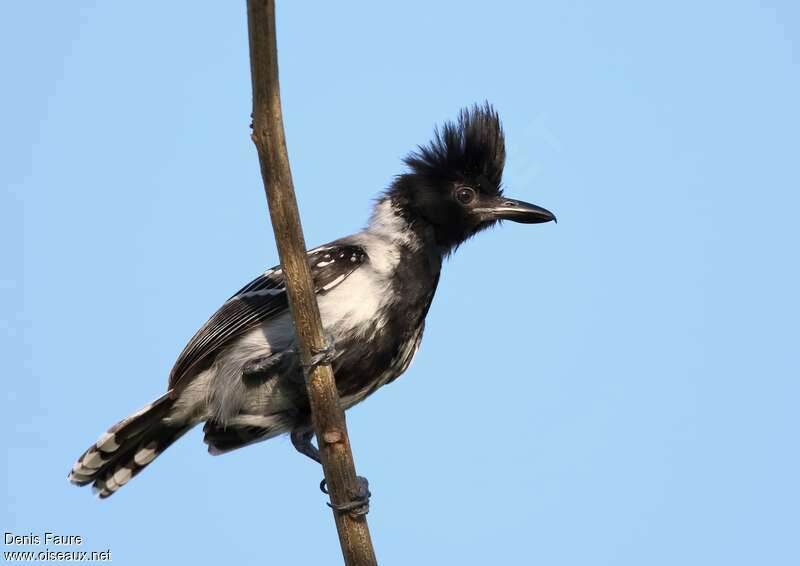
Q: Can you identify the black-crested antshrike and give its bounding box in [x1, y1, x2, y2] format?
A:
[69, 104, 556, 498]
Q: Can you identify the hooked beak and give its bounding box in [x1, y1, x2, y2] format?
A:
[477, 197, 557, 224]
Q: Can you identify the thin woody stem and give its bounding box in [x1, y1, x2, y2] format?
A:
[245, 1, 378, 565]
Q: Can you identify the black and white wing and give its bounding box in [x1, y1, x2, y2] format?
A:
[168, 243, 367, 390]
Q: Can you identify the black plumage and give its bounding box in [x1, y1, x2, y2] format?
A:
[69, 103, 555, 497]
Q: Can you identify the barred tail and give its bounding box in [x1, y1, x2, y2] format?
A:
[68, 392, 189, 498]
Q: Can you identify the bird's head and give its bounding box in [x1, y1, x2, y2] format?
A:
[389, 103, 555, 250]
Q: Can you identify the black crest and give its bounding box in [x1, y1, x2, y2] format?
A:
[403, 102, 506, 192]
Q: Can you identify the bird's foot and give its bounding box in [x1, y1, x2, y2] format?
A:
[300, 334, 337, 375]
[320, 475, 371, 517]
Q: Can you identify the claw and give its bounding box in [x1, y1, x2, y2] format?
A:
[321, 475, 371, 517]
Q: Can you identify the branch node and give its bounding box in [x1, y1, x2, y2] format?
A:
[323, 430, 343, 444]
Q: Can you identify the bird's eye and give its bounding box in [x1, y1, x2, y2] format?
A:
[455, 186, 477, 205]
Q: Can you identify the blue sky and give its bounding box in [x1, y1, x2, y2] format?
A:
[3, 1, 799, 564]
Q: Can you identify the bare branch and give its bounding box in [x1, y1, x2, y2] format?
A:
[246, 1, 378, 564]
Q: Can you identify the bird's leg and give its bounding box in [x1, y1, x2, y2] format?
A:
[291, 425, 371, 516]
[241, 351, 295, 385]
[290, 425, 320, 463]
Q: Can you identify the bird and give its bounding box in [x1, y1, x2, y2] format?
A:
[68, 103, 556, 498]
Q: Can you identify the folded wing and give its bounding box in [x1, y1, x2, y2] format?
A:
[168, 243, 367, 390]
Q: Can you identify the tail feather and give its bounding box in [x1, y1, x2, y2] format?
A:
[91, 426, 189, 498]
[68, 392, 189, 498]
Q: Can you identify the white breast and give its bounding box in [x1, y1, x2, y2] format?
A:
[317, 266, 390, 339]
